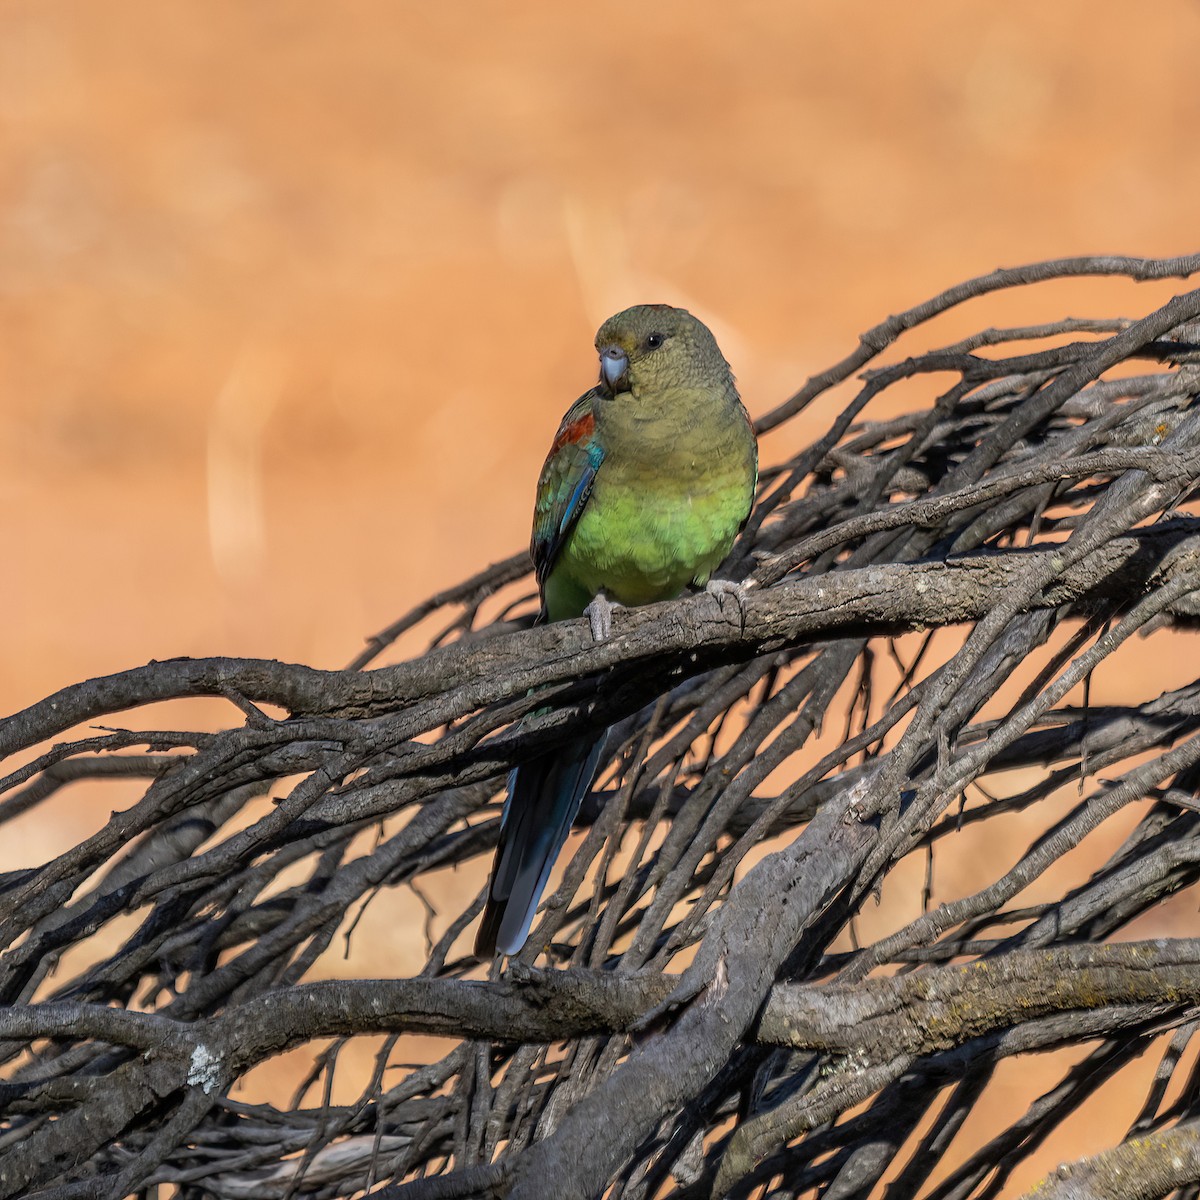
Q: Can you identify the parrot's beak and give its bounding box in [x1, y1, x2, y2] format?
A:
[599, 345, 630, 393]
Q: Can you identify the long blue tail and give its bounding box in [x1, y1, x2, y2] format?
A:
[475, 730, 605, 957]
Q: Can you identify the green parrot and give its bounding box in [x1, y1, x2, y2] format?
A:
[475, 304, 758, 957]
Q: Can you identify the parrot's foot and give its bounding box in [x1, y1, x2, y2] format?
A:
[705, 578, 752, 632]
[584, 591, 622, 642]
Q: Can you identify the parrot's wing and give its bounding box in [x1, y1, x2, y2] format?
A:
[531, 389, 604, 596]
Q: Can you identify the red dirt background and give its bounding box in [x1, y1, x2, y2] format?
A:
[4, 2, 1200, 1192]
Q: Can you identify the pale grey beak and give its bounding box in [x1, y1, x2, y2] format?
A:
[600, 345, 630, 391]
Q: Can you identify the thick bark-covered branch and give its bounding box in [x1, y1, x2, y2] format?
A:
[5, 518, 1198, 765]
[1022, 1122, 1200, 1200]
[760, 941, 1200, 1055]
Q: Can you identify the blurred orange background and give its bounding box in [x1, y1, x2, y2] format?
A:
[6, 0, 1200, 705]
[4, 1, 1200, 1191]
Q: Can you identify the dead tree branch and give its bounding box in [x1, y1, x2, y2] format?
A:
[3, 254, 1200, 1200]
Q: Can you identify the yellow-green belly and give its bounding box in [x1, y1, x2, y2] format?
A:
[543, 476, 749, 620]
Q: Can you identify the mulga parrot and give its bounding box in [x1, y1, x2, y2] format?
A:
[475, 303, 758, 957]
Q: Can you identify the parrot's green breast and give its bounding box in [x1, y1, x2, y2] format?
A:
[542, 393, 756, 621]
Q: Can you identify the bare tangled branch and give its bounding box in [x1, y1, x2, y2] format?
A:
[3, 253, 1200, 1200]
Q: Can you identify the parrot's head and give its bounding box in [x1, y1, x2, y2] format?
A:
[594, 304, 734, 400]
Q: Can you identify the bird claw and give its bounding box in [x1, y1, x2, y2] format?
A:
[584, 591, 621, 642]
[705, 578, 751, 633]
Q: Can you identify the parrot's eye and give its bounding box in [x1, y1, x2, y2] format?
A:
[645, 332, 665, 350]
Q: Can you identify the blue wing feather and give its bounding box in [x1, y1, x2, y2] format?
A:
[530, 389, 604, 598]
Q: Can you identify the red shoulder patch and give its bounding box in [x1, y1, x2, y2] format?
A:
[550, 409, 595, 455]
